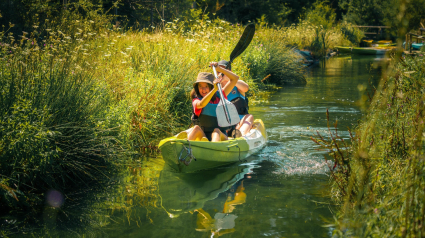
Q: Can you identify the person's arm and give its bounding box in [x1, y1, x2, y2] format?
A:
[194, 85, 218, 109]
[235, 80, 249, 93]
[216, 66, 239, 96]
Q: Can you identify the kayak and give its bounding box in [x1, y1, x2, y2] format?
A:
[158, 119, 267, 173]
[412, 43, 424, 50]
[352, 47, 393, 55]
[335, 46, 352, 54]
[376, 40, 393, 44]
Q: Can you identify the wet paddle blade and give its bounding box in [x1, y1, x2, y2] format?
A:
[227, 24, 255, 69]
[216, 99, 240, 127]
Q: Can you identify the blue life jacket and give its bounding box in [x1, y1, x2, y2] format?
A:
[192, 92, 231, 133]
[227, 86, 249, 115]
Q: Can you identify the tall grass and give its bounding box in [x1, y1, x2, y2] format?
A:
[313, 55, 425, 236]
[0, 25, 126, 209]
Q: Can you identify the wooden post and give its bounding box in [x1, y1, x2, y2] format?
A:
[409, 33, 412, 53]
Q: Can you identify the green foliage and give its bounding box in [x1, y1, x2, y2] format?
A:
[337, 21, 364, 45]
[277, 20, 363, 57]
[305, 0, 336, 30]
[0, 38, 125, 209]
[339, 0, 385, 26]
[340, 0, 425, 36]
[0, 0, 114, 34]
[381, 0, 425, 36]
[195, 0, 318, 25]
[317, 55, 425, 236]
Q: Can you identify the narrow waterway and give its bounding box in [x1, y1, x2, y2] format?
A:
[2, 55, 384, 237]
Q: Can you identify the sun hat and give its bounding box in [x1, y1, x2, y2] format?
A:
[194, 72, 215, 87]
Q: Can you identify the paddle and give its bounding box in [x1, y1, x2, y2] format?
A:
[215, 23, 256, 127]
[213, 65, 240, 127]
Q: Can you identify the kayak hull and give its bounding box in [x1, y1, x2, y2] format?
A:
[335, 46, 352, 53]
[158, 119, 267, 173]
[412, 43, 424, 50]
[352, 47, 392, 55]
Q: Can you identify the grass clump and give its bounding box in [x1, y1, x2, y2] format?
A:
[0, 31, 125, 210]
[314, 55, 425, 236]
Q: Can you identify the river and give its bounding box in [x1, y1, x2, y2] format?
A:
[1, 55, 383, 237]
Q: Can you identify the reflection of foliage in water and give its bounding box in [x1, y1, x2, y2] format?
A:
[0, 158, 164, 237]
[95, 158, 165, 226]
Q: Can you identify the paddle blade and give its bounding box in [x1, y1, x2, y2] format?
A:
[228, 23, 255, 68]
[216, 99, 240, 127]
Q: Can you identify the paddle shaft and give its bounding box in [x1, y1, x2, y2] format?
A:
[212, 66, 232, 124]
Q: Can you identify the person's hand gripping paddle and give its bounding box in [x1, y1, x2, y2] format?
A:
[212, 65, 240, 127]
[214, 23, 255, 127]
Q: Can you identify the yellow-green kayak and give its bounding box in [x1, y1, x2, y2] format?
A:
[158, 119, 267, 173]
[352, 47, 394, 55]
[335, 46, 352, 53]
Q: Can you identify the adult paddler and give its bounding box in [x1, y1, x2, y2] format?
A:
[217, 60, 254, 137]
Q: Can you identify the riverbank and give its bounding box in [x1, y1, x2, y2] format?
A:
[323, 54, 425, 236]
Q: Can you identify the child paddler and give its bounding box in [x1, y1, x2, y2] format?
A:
[217, 60, 254, 136]
[188, 62, 239, 142]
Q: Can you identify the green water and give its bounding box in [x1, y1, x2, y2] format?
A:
[1, 56, 383, 237]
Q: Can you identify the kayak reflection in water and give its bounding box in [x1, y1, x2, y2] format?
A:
[217, 60, 254, 137]
[187, 61, 240, 142]
[194, 180, 247, 237]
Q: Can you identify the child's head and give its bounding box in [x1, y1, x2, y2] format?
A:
[191, 72, 215, 99]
